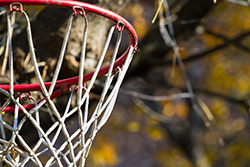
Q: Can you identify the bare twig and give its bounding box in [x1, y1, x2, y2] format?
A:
[196, 96, 214, 122]
[156, 30, 250, 66]
[133, 97, 186, 126]
[152, 0, 164, 24]
[225, 0, 249, 6]
[121, 89, 193, 101]
[157, 0, 220, 135]
[205, 29, 250, 53]
[94, 80, 193, 101]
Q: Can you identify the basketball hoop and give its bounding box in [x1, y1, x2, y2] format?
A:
[0, 0, 138, 166]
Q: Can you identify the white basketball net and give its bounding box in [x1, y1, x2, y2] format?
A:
[0, 4, 136, 167]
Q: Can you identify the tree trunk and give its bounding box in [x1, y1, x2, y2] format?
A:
[12, 0, 129, 81]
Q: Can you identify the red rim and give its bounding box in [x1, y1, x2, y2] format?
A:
[0, 0, 138, 92]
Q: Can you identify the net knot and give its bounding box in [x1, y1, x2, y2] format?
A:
[9, 2, 23, 13]
[116, 21, 125, 32]
[113, 65, 123, 75]
[131, 43, 138, 54]
[19, 93, 31, 101]
[74, 83, 86, 92]
[73, 6, 85, 17]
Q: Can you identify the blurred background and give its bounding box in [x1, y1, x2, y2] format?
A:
[1, 0, 250, 166]
[86, 0, 250, 166]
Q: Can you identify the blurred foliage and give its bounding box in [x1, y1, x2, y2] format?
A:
[89, 141, 118, 166]
[86, 0, 250, 167]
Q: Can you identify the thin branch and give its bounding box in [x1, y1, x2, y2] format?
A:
[94, 80, 193, 102]
[141, 79, 250, 110]
[158, 30, 250, 65]
[120, 89, 193, 101]
[157, 0, 216, 132]
[205, 29, 250, 53]
[152, 0, 164, 24]
[224, 0, 248, 6]
[133, 97, 186, 126]
[194, 88, 250, 108]
[180, 30, 250, 63]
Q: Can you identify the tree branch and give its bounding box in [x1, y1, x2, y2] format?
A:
[126, 0, 214, 79]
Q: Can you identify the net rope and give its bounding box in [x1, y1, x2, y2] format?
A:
[0, 4, 135, 167]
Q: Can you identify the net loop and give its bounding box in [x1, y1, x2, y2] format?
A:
[131, 43, 138, 54]
[115, 21, 125, 32]
[73, 6, 85, 17]
[9, 2, 23, 13]
[74, 83, 86, 92]
[19, 92, 31, 101]
[113, 64, 124, 75]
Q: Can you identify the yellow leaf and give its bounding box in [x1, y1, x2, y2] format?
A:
[197, 97, 214, 122]
[163, 102, 175, 118]
[232, 118, 246, 132]
[148, 127, 162, 141]
[93, 143, 118, 166]
[175, 102, 189, 120]
[127, 121, 140, 132]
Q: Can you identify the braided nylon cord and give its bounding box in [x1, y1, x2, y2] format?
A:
[0, 3, 136, 166]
